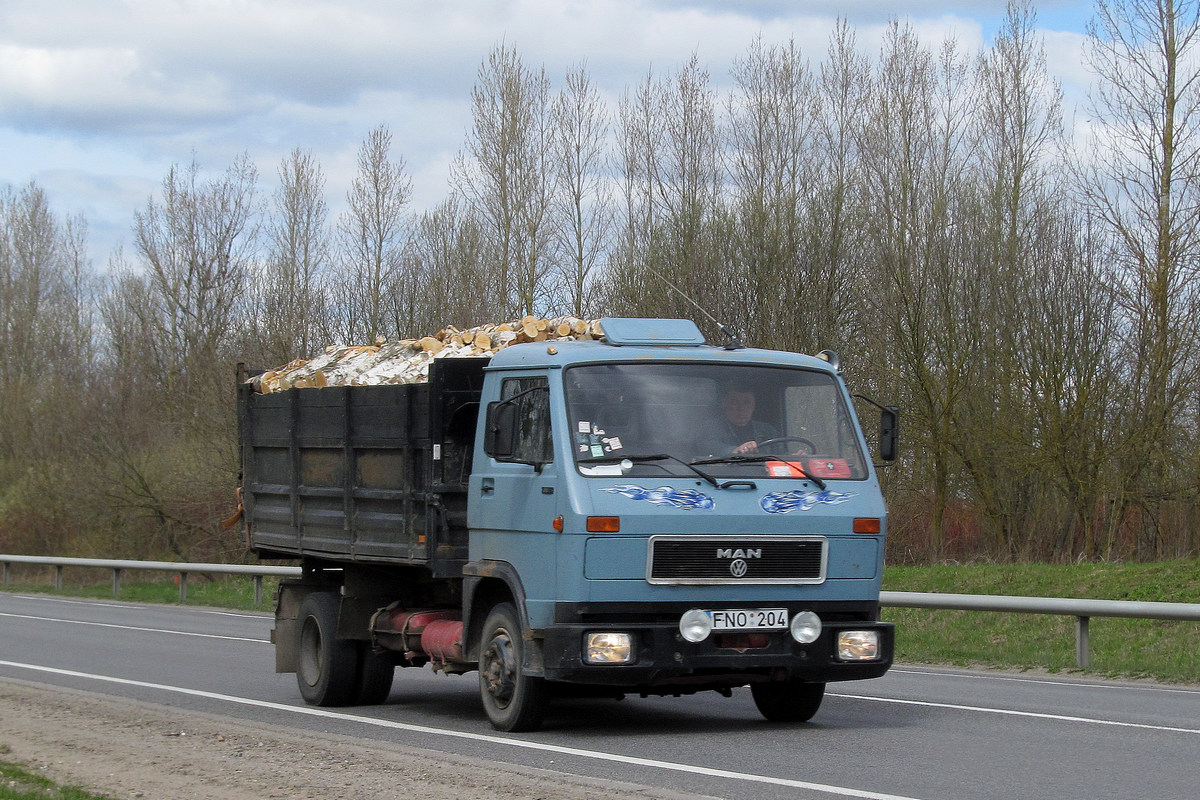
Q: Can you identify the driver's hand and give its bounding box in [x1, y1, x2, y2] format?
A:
[733, 440, 759, 454]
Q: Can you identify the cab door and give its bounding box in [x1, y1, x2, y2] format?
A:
[468, 373, 561, 616]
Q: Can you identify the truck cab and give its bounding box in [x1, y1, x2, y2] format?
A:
[463, 318, 895, 729]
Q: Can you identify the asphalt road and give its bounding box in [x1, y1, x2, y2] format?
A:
[2, 591, 1197, 800]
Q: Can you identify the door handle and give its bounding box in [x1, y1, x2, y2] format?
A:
[481, 478, 495, 495]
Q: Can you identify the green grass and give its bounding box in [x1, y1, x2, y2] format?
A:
[0, 757, 114, 800]
[882, 560, 1200, 683]
[0, 574, 278, 611]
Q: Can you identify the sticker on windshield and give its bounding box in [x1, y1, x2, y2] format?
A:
[602, 485, 715, 510]
[760, 489, 856, 514]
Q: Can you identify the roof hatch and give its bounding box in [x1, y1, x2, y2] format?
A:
[599, 318, 706, 346]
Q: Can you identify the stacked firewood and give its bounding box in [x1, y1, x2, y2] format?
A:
[250, 316, 604, 393]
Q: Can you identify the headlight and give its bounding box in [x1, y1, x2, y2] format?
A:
[679, 609, 713, 643]
[836, 630, 880, 661]
[790, 610, 822, 644]
[585, 632, 634, 664]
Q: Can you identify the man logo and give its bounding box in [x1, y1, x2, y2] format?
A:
[716, 548, 762, 559]
[729, 559, 748, 578]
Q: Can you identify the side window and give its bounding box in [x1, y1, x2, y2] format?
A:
[495, 376, 553, 466]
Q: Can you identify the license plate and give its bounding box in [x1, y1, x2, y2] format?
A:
[708, 608, 789, 631]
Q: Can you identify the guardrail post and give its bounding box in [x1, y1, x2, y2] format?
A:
[112, 568, 122, 598]
[2, 561, 9, 585]
[1075, 615, 1090, 668]
[254, 575, 263, 606]
[54, 565, 63, 591]
[179, 571, 188, 602]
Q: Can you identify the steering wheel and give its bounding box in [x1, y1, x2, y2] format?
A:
[755, 436, 817, 455]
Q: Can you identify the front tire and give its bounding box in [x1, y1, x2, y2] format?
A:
[751, 679, 825, 722]
[478, 602, 548, 731]
[296, 592, 359, 706]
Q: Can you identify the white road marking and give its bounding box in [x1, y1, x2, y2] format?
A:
[0, 660, 926, 800]
[828, 691, 1200, 734]
[0, 612, 268, 644]
[888, 667, 1200, 695]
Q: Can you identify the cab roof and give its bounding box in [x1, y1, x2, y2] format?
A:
[484, 318, 838, 374]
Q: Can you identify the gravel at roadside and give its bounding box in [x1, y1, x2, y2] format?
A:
[0, 678, 715, 800]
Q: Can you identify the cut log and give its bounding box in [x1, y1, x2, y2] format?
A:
[251, 316, 607, 392]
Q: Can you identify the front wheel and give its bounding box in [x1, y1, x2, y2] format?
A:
[751, 679, 825, 722]
[478, 602, 548, 731]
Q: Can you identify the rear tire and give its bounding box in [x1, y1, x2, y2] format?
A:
[751, 679, 825, 722]
[296, 592, 359, 706]
[478, 602, 548, 732]
[355, 644, 395, 705]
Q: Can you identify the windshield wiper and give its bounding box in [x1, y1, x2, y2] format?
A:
[690, 454, 827, 491]
[579, 453, 722, 489]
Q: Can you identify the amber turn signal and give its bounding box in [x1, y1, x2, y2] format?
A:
[586, 516, 620, 532]
[853, 518, 881, 534]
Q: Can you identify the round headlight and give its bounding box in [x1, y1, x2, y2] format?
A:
[790, 610, 822, 644]
[679, 609, 713, 643]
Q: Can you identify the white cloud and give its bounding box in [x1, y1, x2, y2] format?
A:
[0, 0, 1100, 267]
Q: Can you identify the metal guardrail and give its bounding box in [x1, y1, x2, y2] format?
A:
[880, 590, 1200, 668]
[0, 555, 301, 606]
[2, 555, 1197, 667]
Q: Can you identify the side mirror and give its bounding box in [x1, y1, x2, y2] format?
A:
[484, 401, 517, 460]
[879, 406, 899, 463]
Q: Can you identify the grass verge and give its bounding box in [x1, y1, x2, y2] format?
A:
[882, 560, 1200, 684]
[0, 575, 277, 612]
[0, 756, 113, 800]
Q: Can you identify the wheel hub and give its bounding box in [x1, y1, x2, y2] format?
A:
[481, 631, 517, 705]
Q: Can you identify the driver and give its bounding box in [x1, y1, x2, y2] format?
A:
[718, 388, 780, 455]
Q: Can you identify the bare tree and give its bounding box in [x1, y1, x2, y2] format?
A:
[133, 154, 259, 401]
[454, 45, 554, 317]
[607, 55, 724, 329]
[550, 62, 613, 318]
[0, 182, 98, 555]
[406, 194, 493, 333]
[257, 148, 331, 362]
[334, 124, 413, 342]
[727, 36, 821, 350]
[1079, 0, 1200, 558]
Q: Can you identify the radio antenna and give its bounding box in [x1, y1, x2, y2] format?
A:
[644, 265, 744, 350]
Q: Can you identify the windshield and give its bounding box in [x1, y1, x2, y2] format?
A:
[565, 362, 868, 480]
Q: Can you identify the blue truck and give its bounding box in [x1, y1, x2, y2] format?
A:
[239, 318, 897, 731]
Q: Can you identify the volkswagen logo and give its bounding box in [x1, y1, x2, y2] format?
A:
[729, 559, 748, 578]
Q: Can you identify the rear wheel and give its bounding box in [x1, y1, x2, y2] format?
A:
[751, 679, 825, 722]
[296, 592, 359, 706]
[354, 644, 395, 705]
[478, 602, 548, 731]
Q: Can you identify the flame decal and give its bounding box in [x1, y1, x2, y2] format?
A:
[602, 485, 715, 510]
[760, 489, 856, 514]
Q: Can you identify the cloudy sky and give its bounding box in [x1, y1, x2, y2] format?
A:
[0, 0, 1096, 267]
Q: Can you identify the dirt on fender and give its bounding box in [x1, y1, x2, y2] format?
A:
[0, 678, 713, 800]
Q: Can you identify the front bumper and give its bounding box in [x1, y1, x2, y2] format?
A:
[536, 602, 893, 687]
